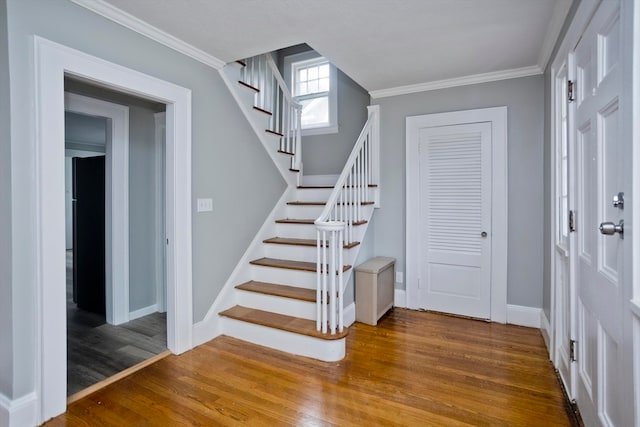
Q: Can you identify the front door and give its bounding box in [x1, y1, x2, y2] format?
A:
[418, 122, 492, 319]
[573, 1, 626, 424]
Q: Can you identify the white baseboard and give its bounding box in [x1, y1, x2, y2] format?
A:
[540, 310, 551, 352]
[129, 304, 158, 321]
[302, 174, 339, 186]
[0, 392, 38, 427]
[394, 288, 407, 308]
[506, 304, 541, 328]
[344, 302, 356, 327]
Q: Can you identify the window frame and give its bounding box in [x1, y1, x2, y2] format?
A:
[284, 51, 338, 136]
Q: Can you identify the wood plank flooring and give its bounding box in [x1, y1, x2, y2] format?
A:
[66, 250, 167, 396]
[47, 309, 577, 426]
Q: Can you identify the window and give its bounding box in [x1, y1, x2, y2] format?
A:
[284, 52, 337, 135]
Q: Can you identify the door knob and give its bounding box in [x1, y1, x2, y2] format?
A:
[599, 220, 623, 236]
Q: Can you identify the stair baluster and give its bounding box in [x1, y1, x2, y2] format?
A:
[315, 105, 380, 334]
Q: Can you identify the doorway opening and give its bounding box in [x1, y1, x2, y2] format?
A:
[63, 81, 168, 397]
[35, 36, 194, 422]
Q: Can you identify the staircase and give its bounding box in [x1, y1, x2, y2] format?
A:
[216, 55, 379, 362]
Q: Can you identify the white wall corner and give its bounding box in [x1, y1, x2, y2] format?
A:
[506, 304, 542, 328]
[344, 302, 356, 327]
[393, 288, 407, 308]
[0, 392, 38, 427]
[540, 310, 552, 352]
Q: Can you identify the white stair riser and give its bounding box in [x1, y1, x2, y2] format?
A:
[295, 188, 333, 201]
[285, 204, 325, 218]
[236, 290, 316, 320]
[220, 317, 345, 362]
[250, 265, 317, 289]
[264, 244, 317, 261]
[274, 224, 318, 240]
[264, 243, 359, 264]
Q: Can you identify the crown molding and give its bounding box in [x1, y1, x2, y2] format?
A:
[537, 0, 573, 72]
[369, 65, 543, 99]
[69, 0, 226, 70]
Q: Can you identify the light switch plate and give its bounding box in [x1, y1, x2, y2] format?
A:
[395, 272, 404, 284]
[197, 198, 213, 212]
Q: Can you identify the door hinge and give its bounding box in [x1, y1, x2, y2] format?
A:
[570, 339, 577, 362]
[569, 210, 576, 232]
[568, 80, 575, 102]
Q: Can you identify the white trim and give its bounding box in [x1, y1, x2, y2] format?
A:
[65, 92, 130, 326]
[0, 392, 38, 427]
[506, 305, 542, 328]
[34, 36, 192, 422]
[540, 310, 551, 352]
[406, 106, 508, 323]
[370, 65, 541, 99]
[302, 174, 339, 187]
[394, 289, 407, 308]
[129, 304, 159, 321]
[69, 0, 225, 70]
[343, 302, 356, 327]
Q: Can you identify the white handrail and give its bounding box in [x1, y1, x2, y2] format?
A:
[315, 105, 380, 334]
[240, 54, 303, 174]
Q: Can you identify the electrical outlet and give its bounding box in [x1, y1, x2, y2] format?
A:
[395, 272, 404, 284]
[197, 198, 213, 212]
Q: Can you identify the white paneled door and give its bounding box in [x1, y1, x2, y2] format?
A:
[572, 1, 627, 425]
[418, 122, 492, 319]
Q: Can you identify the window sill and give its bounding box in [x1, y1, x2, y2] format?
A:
[301, 124, 339, 137]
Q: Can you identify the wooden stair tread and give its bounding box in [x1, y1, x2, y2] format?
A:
[236, 280, 315, 302]
[266, 129, 284, 137]
[238, 80, 259, 92]
[264, 237, 360, 249]
[250, 257, 352, 273]
[278, 149, 294, 156]
[220, 306, 348, 340]
[275, 218, 368, 226]
[235, 60, 246, 67]
[253, 106, 272, 116]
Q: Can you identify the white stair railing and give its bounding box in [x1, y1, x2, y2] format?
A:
[239, 54, 303, 172]
[315, 105, 380, 334]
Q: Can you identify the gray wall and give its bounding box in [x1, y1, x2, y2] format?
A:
[128, 105, 159, 311]
[373, 75, 545, 308]
[277, 45, 370, 175]
[5, 0, 286, 398]
[0, 0, 12, 400]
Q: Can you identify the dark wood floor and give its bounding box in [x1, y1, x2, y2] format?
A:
[48, 308, 576, 426]
[66, 250, 167, 396]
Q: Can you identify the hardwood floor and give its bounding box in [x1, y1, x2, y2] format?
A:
[47, 309, 577, 426]
[66, 250, 167, 396]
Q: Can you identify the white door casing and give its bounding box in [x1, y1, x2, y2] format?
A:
[406, 107, 507, 322]
[551, 61, 576, 399]
[572, 1, 628, 425]
[65, 92, 130, 326]
[34, 36, 193, 422]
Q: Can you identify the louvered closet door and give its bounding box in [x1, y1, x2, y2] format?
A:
[419, 122, 492, 319]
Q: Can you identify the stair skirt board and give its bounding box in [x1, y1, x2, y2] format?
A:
[236, 289, 316, 320]
[220, 317, 346, 362]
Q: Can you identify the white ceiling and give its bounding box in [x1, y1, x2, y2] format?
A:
[78, 0, 572, 94]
